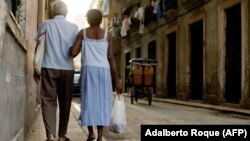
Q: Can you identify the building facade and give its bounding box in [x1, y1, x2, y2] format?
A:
[0, 0, 54, 140]
[111, 0, 250, 109]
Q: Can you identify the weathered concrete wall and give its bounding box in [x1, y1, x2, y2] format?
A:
[240, 0, 250, 108]
[0, 31, 26, 141]
[0, 0, 40, 140]
[122, 0, 250, 109]
[0, 8, 26, 141]
[24, 0, 39, 136]
[202, 0, 220, 104]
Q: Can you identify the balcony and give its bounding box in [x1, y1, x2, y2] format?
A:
[165, 9, 178, 19]
[112, 0, 140, 9]
[181, 0, 205, 10]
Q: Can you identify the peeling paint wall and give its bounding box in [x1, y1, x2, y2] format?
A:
[121, 0, 250, 109]
[0, 31, 26, 141]
[0, 0, 39, 140]
[0, 1, 6, 64]
[24, 0, 39, 136]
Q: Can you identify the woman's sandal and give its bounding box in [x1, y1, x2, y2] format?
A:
[65, 137, 70, 141]
[86, 135, 95, 141]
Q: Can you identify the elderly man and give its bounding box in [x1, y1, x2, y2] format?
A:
[34, 1, 78, 141]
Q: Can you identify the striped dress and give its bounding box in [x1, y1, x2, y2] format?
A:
[80, 28, 113, 126]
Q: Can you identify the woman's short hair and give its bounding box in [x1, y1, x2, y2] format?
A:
[51, 0, 68, 16]
[86, 9, 103, 25]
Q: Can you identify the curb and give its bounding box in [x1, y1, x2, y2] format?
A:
[152, 98, 250, 117]
[123, 94, 250, 117]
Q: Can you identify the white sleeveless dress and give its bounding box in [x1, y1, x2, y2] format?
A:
[80, 28, 113, 126]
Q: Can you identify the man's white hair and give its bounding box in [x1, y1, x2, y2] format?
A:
[51, 0, 68, 15]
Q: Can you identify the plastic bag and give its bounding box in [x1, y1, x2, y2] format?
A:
[34, 20, 47, 76]
[110, 94, 126, 134]
[34, 33, 45, 75]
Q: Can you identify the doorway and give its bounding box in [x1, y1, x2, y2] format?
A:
[135, 47, 141, 58]
[225, 3, 241, 103]
[190, 20, 203, 100]
[125, 52, 131, 92]
[148, 40, 156, 59]
[148, 40, 156, 93]
[167, 32, 176, 98]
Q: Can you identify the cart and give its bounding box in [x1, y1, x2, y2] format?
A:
[128, 58, 157, 105]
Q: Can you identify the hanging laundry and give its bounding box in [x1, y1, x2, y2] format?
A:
[157, 3, 162, 20]
[159, 0, 166, 15]
[144, 5, 156, 26]
[135, 2, 145, 34]
[112, 13, 122, 39]
[120, 15, 132, 37]
[113, 16, 121, 26]
[101, 0, 109, 16]
[151, 0, 159, 14]
[138, 21, 144, 34]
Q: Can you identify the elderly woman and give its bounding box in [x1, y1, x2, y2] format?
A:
[70, 9, 122, 141]
[34, 1, 78, 141]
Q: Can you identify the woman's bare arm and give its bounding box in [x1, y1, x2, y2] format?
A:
[70, 29, 83, 57]
[107, 32, 123, 93]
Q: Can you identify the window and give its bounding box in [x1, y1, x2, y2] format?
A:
[148, 40, 156, 59]
[5, 0, 26, 29]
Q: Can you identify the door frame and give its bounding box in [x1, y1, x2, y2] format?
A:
[165, 26, 178, 98]
[218, 0, 248, 104]
[186, 13, 206, 100]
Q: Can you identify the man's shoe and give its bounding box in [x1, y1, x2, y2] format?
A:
[46, 134, 55, 141]
[58, 136, 70, 141]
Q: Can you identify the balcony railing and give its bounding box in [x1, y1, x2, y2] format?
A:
[113, 0, 140, 9]
[181, 0, 205, 10]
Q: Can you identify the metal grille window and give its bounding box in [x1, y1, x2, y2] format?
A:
[5, 0, 26, 30]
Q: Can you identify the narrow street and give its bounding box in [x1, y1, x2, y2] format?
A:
[2, 1, 250, 141]
[70, 94, 250, 141]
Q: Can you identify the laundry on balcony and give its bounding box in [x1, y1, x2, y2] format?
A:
[151, 0, 159, 14]
[134, 2, 145, 34]
[120, 15, 132, 37]
[112, 15, 121, 27]
[101, 0, 109, 16]
[159, 0, 178, 19]
[181, 0, 205, 10]
[111, 12, 122, 39]
[134, 3, 144, 21]
[144, 5, 157, 26]
[151, 0, 163, 21]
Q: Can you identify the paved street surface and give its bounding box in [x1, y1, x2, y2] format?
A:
[25, 105, 88, 141]
[26, 94, 250, 141]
